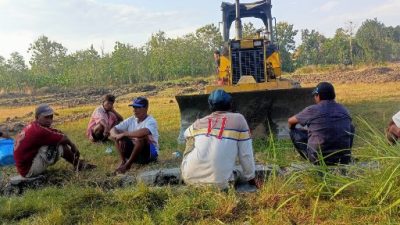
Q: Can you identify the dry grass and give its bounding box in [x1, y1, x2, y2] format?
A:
[1, 80, 400, 224]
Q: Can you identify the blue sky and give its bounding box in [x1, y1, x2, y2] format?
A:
[0, 0, 399, 61]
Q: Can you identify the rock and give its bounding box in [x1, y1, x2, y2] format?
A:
[2, 175, 46, 196]
[119, 175, 136, 187]
[137, 168, 181, 186]
[136, 164, 278, 187]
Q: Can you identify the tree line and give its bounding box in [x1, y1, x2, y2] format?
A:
[0, 18, 399, 91]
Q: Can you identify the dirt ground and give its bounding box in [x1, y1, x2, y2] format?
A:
[1, 63, 399, 135]
[289, 63, 400, 84]
[0, 79, 208, 135]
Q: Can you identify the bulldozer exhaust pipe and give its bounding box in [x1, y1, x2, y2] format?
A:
[235, 0, 242, 40]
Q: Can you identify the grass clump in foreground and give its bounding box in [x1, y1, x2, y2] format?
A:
[2, 119, 400, 224]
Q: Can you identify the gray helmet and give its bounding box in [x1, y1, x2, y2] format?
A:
[208, 89, 232, 112]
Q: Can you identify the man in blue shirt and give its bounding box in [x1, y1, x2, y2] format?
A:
[288, 82, 355, 165]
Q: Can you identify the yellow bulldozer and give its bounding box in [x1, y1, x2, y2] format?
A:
[176, 0, 314, 142]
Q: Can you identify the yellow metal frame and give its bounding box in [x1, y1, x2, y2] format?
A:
[212, 39, 285, 94]
[205, 79, 293, 94]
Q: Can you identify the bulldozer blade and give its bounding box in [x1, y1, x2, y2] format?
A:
[176, 88, 314, 143]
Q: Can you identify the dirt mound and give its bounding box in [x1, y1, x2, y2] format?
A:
[290, 64, 400, 84]
[0, 79, 209, 109]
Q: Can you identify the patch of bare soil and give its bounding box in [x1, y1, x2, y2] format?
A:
[290, 64, 400, 84]
[0, 79, 208, 134]
[0, 80, 208, 108]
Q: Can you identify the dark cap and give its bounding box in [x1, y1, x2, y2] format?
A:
[312, 82, 336, 100]
[35, 104, 54, 117]
[129, 97, 148, 108]
[208, 89, 232, 111]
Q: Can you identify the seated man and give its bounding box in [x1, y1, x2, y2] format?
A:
[181, 89, 258, 189]
[87, 94, 123, 142]
[386, 111, 400, 144]
[288, 82, 355, 165]
[14, 104, 95, 178]
[110, 97, 159, 174]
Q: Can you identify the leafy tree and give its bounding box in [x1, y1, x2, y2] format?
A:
[111, 42, 145, 84]
[384, 25, 400, 60]
[321, 28, 351, 64]
[6, 52, 28, 90]
[275, 22, 298, 72]
[195, 24, 223, 51]
[355, 18, 391, 62]
[296, 29, 326, 66]
[0, 56, 8, 90]
[242, 22, 258, 39]
[385, 25, 400, 43]
[28, 35, 67, 78]
[65, 45, 101, 86]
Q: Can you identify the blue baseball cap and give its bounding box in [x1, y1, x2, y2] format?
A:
[129, 97, 148, 108]
[208, 89, 232, 111]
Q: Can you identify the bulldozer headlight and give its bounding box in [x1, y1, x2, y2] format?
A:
[253, 40, 262, 47]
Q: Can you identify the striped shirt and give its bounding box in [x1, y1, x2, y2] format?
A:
[181, 111, 255, 188]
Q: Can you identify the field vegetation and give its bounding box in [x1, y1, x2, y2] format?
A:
[1, 12, 400, 225]
[1, 18, 399, 92]
[1, 76, 400, 224]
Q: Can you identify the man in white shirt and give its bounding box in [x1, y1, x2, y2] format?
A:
[181, 89, 258, 189]
[110, 97, 159, 173]
[387, 111, 400, 144]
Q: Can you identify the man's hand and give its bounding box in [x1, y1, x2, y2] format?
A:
[103, 130, 110, 138]
[115, 163, 131, 174]
[288, 116, 299, 130]
[114, 133, 125, 140]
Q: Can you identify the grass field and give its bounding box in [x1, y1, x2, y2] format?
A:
[1, 81, 400, 224]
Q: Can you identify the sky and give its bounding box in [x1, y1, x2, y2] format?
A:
[0, 0, 399, 62]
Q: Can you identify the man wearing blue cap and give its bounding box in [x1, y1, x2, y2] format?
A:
[181, 89, 259, 189]
[288, 82, 355, 165]
[110, 97, 159, 174]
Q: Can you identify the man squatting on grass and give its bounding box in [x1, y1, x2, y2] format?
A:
[181, 89, 259, 189]
[14, 104, 96, 178]
[110, 97, 159, 174]
[87, 94, 123, 142]
[386, 111, 400, 144]
[288, 82, 355, 165]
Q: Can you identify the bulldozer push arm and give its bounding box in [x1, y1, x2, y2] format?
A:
[176, 0, 314, 142]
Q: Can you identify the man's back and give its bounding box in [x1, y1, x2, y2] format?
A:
[181, 111, 255, 188]
[296, 100, 353, 153]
